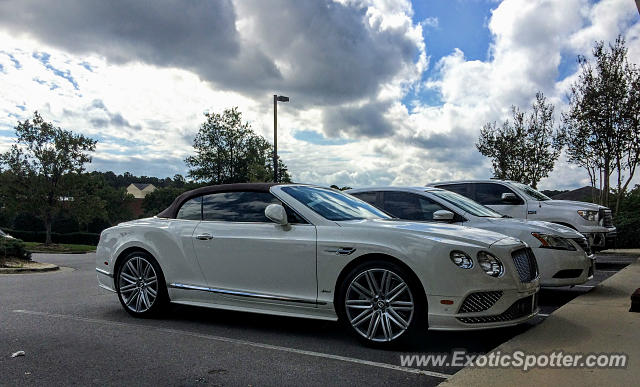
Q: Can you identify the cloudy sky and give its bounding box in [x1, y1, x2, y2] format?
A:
[0, 0, 638, 189]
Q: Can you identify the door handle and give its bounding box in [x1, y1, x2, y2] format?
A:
[195, 233, 213, 240]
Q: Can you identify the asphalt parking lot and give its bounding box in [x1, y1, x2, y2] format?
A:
[0, 253, 635, 386]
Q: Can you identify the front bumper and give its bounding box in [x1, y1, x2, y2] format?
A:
[96, 268, 116, 292]
[535, 248, 595, 287]
[427, 286, 539, 330]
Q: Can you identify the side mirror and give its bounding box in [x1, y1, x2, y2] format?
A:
[501, 193, 519, 203]
[265, 204, 289, 226]
[433, 210, 455, 221]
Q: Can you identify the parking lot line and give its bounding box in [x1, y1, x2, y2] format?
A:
[12, 309, 452, 380]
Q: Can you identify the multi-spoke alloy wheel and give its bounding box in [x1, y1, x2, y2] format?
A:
[117, 254, 163, 315]
[344, 268, 415, 343]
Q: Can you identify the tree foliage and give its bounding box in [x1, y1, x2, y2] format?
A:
[562, 36, 640, 213]
[0, 112, 97, 244]
[477, 92, 563, 188]
[185, 107, 291, 184]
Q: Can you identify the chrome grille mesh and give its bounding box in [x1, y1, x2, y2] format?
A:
[458, 291, 503, 313]
[458, 294, 537, 324]
[602, 210, 614, 228]
[511, 248, 539, 283]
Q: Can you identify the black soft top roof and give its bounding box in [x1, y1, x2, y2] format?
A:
[157, 183, 280, 219]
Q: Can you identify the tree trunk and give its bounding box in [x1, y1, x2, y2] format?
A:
[45, 217, 52, 246]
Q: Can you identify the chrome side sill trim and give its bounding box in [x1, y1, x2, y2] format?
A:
[168, 283, 324, 305]
[96, 268, 113, 278]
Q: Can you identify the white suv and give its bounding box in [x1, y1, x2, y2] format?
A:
[428, 180, 616, 251]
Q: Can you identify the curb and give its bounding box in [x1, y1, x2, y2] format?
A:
[440, 256, 640, 386]
[0, 263, 60, 274]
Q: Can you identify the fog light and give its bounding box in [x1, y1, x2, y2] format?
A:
[450, 251, 473, 269]
[477, 251, 504, 277]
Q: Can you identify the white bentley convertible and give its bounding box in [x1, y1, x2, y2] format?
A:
[96, 183, 539, 346]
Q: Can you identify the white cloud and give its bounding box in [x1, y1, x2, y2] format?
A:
[0, 0, 638, 190]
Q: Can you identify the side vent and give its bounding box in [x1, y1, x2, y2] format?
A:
[325, 247, 356, 256]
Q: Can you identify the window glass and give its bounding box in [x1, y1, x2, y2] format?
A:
[511, 182, 551, 201]
[382, 192, 449, 221]
[282, 186, 390, 221]
[474, 183, 521, 205]
[437, 183, 470, 197]
[351, 192, 377, 206]
[176, 196, 202, 220]
[202, 192, 280, 222]
[432, 190, 503, 218]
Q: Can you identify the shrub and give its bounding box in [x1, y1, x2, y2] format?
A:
[2, 229, 99, 246]
[0, 237, 32, 261]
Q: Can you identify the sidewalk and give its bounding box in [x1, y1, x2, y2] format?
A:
[441, 256, 640, 386]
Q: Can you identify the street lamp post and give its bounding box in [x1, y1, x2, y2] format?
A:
[273, 94, 289, 182]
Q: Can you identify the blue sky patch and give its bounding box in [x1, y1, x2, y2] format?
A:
[33, 51, 79, 90]
[294, 130, 356, 146]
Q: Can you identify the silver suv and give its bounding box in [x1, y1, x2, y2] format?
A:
[428, 180, 616, 251]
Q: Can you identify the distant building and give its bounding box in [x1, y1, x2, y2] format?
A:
[126, 183, 157, 199]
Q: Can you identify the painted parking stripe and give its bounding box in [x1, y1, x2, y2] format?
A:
[13, 309, 452, 380]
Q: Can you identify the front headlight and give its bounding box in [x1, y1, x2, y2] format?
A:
[450, 251, 473, 269]
[577, 210, 598, 222]
[477, 251, 504, 277]
[531, 232, 577, 251]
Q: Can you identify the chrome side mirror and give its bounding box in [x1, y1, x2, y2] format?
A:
[433, 210, 455, 221]
[265, 204, 289, 226]
[501, 193, 519, 203]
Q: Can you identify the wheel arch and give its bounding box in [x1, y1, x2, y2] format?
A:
[333, 253, 427, 310]
[113, 246, 158, 283]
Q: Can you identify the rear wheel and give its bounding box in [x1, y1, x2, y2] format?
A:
[338, 260, 426, 347]
[116, 252, 167, 317]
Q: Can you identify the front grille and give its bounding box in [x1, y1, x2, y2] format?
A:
[511, 248, 539, 283]
[572, 237, 591, 255]
[599, 209, 614, 228]
[458, 294, 537, 324]
[458, 291, 503, 313]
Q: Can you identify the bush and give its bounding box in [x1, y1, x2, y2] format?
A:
[0, 237, 32, 261]
[2, 229, 100, 246]
[613, 185, 640, 248]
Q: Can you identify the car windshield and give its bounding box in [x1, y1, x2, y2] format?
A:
[512, 182, 551, 201]
[282, 186, 391, 221]
[431, 190, 503, 218]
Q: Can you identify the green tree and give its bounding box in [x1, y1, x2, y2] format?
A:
[142, 187, 187, 216]
[563, 36, 640, 213]
[185, 107, 292, 184]
[477, 92, 563, 188]
[0, 112, 97, 244]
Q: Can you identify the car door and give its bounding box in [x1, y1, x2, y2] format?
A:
[472, 183, 527, 219]
[191, 190, 318, 304]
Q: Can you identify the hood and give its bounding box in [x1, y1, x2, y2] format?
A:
[337, 219, 519, 248]
[477, 217, 583, 239]
[542, 200, 606, 210]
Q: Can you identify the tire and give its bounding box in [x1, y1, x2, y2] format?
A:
[337, 260, 427, 347]
[116, 251, 168, 317]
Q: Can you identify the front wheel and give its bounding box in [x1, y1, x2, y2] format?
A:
[116, 252, 168, 317]
[338, 261, 426, 347]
